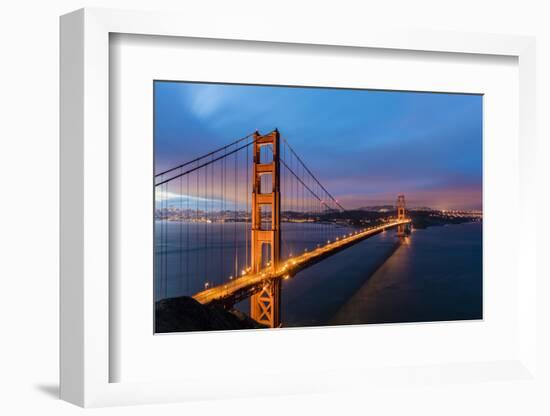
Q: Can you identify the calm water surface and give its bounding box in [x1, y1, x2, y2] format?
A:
[155, 222, 482, 326]
[280, 222, 482, 327]
[329, 222, 483, 325]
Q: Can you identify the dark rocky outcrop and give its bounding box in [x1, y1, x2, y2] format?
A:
[155, 296, 266, 333]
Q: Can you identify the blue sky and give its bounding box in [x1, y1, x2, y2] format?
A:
[155, 81, 482, 210]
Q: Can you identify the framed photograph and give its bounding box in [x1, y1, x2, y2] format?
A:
[60, 8, 537, 407]
[152, 81, 483, 333]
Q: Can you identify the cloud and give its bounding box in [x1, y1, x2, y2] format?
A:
[188, 85, 225, 118]
[157, 82, 483, 210]
[155, 189, 219, 205]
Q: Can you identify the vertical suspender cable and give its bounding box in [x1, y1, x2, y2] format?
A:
[246, 142, 249, 270]
[234, 146, 238, 279]
[196, 169, 199, 289]
[186, 174, 189, 295]
[179, 175, 183, 294]
[222, 151, 226, 279]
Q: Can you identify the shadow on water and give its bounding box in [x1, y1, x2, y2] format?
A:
[281, 229, 401, 327]
[329, 222, 483, 326]
[281, 222, 482, 327]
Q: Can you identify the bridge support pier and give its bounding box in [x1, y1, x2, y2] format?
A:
[250, 130, 282, 328]
[251, 280, 281, 328]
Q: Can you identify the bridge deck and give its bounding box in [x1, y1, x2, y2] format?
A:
[192, 219, 411, 305]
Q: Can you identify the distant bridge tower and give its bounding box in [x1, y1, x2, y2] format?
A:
[397, 195, 406, 220]
[250, 130, 281, 328]
[396, 194, 407, 237]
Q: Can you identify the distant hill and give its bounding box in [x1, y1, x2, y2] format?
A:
[358, 205, 437, 212]
[357, 205, 394, 212]
[408, 206, 435, 212]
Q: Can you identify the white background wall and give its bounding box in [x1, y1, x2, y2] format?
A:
[0, 1, 548, 415]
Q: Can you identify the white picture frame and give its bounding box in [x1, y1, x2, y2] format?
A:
[60, 7, 537, 407]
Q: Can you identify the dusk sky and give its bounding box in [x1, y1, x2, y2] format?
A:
[154, 81, 482, 210]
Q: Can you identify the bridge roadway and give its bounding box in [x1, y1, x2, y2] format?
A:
[193, 218, 411, 306]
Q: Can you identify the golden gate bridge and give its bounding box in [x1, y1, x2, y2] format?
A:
[155, 129, 411, 327]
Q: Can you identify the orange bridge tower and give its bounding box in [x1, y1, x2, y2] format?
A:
[397, 194, 407, 237]
[250, 130, 282, 328]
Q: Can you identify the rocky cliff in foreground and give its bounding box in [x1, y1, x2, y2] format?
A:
[155, 296, 266, 333]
